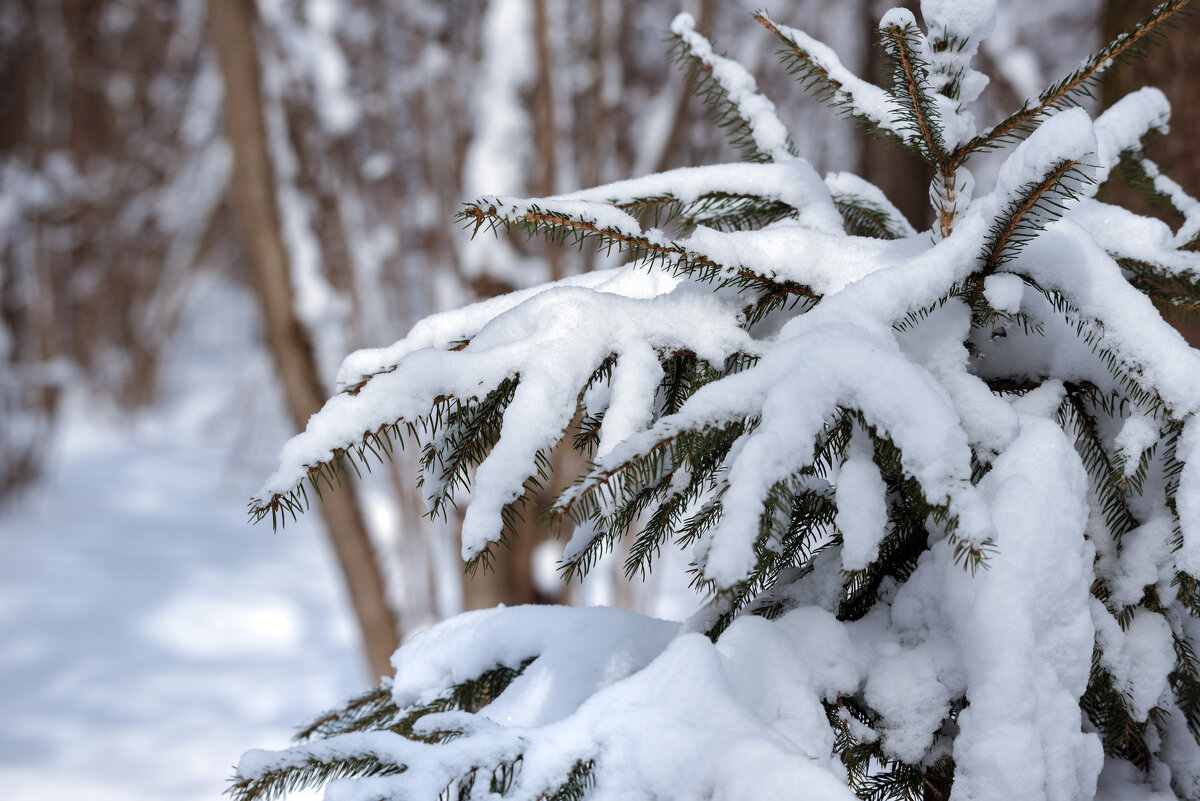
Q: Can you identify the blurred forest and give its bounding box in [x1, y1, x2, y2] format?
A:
[3, 0, 1196, 678]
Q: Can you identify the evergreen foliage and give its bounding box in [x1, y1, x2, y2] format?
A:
[238, 2, 1200, 799]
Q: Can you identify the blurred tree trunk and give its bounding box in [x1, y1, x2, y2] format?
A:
[459, 0, 563, 611]
[208, 0, 400, 680]
[1101, 0, 1200, 344]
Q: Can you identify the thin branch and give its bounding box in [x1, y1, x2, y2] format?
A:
[461, 203, 821, 301]
[880, 21, 944, 163]
[958, 0, 1194, 160]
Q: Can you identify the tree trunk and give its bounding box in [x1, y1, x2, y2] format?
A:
[207, 0, 400, 681]
[1101, 0, 1200, 344]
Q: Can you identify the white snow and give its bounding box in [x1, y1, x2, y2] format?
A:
[670, 14, 795, 163]
[835, 431, 889, 571]
[758, 13, 907, 141]
[945, 415, 1101, 801]
[0, 277, 361, 801]
[983, 272, 1025, 313]
[239, 6, 1200, 800]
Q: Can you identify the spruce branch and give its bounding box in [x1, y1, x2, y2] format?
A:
[616, 192, 797, 234]
[704, 479, 837, 639]
[754, 12, 905, 140]
[231, 664, 535, 801]
[966, 158, 1091, 310]
[879, 18, 946, 163]
[670, 13, 798, 163]
[958, 0, 1195, 160]
[420, 378, 520, 520]
[249, 415, 427, 530]
[458, 200, 821, 302]
[1058, 385, 1143, 545]
[831, 195, 914, 240]
[296, 664, 530, 744]
[981, 159, 1088, 273]
[1024, 281, 1168, 417]
[826, 696, 957, 801]
[1123, 257, 1200, 326]
[1125, 156, 1200, 248]
[556, 420, 753, 583]
[543, 759, 598, 801]
[228, 754, 403, 801]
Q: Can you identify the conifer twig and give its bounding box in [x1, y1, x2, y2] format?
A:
[670, 13, 797, 163]
[879, 19, 944, 163]
[460, 202, 821, 301]
[754, 12, 904, 140]
[957, 0, 1194, 161]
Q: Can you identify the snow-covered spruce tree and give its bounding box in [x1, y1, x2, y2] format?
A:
[234, 2, 1200, 799]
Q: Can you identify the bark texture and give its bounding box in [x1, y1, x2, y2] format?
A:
[208, 0, 400, 680]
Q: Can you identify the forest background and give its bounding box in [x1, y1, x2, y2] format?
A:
[0, 1, 1195, 798]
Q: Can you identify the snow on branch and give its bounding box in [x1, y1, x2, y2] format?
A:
[975, 108, 1097, 275]
[549, 160, 845, 234]
[754, 12, 907, 142]
[669, 13, 797, 163]
[458, 195, 824, 300]
[959, 0, 1193, 159]
[1092, 87, 1170, 186]
[252, 278, 759, 562]
[825, 172, 918, 239]
[244, 5, 1200, 800]
[878, 10, 946, 163]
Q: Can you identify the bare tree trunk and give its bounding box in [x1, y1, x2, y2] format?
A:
[208, 0, 400, 681]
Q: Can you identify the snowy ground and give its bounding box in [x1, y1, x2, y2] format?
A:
[0, 277, 365, 800]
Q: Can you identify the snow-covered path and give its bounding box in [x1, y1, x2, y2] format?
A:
[0, 278, 365, 800]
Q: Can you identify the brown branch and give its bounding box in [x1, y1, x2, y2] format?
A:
[882, 23, 942, 162]
[967, 158, 1079, 308]
[988, 159, 1079, 271]
[465, 204, 822, 302]
[957, 0, 1194, 162]
[937, 163, 958, 241]
[755, 14, 839, 89]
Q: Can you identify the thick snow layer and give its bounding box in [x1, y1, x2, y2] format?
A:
[264, 280, 757, 560]
[389, 605, 678, 721]
[1021, 223, 1200, 416]
[591, 320, 993, 589]
[920, 0, 995, 117]
[335, 266, 680, 388]
[554, 160, 846, 235]
[1072, 201, 1200, 277]
[246, 10, 1200, 798]
[983, 272, 1025, 314]
[1094, 604, 1174, 722]
[835, 431, 889, 571]
[945, 415, 1101, 801]
[1093, 88, 1170, 184]
[237, 604, 869, 801]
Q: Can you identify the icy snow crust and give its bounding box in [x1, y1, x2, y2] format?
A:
[248, 5, 1200, 801]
